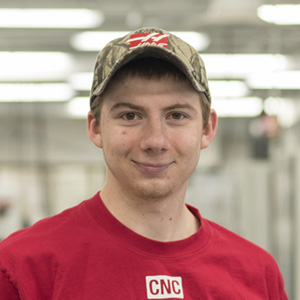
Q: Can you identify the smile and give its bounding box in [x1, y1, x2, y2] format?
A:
[132, 160, 174, 174]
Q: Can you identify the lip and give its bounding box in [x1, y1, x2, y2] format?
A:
[132, 160, 174, 174]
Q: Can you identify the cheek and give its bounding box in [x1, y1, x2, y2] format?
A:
[175, 128, 202, 151]
[102, 128, 134, 153]
[174, 132, 202, 169]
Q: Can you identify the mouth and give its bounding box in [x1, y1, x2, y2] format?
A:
[132, 160, 174, 175]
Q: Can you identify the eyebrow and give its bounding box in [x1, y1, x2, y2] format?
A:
[162, 104, 198, 114]
[110, 102, 145, 112]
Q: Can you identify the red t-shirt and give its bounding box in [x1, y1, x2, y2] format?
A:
[0, 193, 288, 299]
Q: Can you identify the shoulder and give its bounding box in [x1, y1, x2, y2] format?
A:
[0, 193, 106, 298]
[0, 196, 101, 293]
[0, 198, 92, 259]
[200, 218, 287, 297]
[203, 218, 281, 271]
[188, 204, 276, 263]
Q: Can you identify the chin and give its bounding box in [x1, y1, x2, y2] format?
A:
[132, 181, 175, 200]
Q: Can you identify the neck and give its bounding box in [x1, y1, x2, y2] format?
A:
[99, 184, 200, 242]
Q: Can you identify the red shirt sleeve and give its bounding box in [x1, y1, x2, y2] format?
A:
[0, 270, 20, 300]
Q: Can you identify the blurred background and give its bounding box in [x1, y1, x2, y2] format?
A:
[0, 0, 299, 298]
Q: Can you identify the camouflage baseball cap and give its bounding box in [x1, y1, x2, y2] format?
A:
[90, 27, 211, 109]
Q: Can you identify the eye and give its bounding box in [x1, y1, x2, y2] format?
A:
[121, 112, 139, 121]
[168, 112, 186, 120]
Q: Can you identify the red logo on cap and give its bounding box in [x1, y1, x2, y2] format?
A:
[126, 33, 170, 50]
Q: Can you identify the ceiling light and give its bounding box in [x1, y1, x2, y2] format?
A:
[0, 9, 104, 28]
[264, 97, 298, 128]
[172, 31, 210, 51]
[247, 71, 300, 89]
[209, 81, 248, 98]
[70, 31, 210, 51]
[213, 97, 263, 118]
[69, 73, 93, 90]
[202, 54, 289, 78]
[67, 97, 90, 118]
[257, 5, 300, 25]
[0, 52, 72, 81]
[0, 83, 75, 102]
[70, 31, 128, 51]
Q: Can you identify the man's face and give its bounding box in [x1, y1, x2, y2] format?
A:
[92, 75, 214, 200]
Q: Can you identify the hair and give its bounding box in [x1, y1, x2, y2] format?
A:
[91, 57, 211, 127]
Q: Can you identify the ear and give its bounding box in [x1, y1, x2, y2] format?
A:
[87, 111, 103, 148]
[201, 109, 218, 149]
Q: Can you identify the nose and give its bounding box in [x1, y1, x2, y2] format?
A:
[140, 118, 169, 154]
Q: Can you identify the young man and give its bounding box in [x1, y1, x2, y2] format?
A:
[0, 28, 287, 299]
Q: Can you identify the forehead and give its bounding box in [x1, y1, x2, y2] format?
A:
[102, 75, 201, 107]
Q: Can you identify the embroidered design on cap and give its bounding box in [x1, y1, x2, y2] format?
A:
[126, 32, 170, 50]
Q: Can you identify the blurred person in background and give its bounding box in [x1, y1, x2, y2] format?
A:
[0, 28, 288, 299]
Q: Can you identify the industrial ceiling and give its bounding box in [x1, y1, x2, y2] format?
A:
[0, 0, 299, 120]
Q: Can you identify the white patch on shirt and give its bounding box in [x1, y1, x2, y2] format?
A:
[146, 275, 184, 299]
